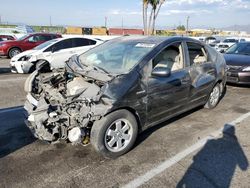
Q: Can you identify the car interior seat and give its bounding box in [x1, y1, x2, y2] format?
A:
[122, 48, 147, 71]
[154, 48, 183, 71]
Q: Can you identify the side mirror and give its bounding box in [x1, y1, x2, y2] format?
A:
[220, 49, 225, 53]
[151, 66, 171, 77]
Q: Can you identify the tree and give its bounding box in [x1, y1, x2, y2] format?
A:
[143, 0, 149, 35]
[142, 0, 166, 35]
[177, 25, 186, 31]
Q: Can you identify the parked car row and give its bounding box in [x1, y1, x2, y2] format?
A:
[1, 33, 247, 158]
[210, 38, 246, 53]
[1, 33, 250, 87]
[0, 33, 62, 58]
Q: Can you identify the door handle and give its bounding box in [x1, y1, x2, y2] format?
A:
[181, 77, 190, 84]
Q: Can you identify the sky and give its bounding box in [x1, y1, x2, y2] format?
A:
[0, 0, 250, 29]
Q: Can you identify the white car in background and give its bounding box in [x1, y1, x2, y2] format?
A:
[215, 38, 246, 52]
[10, 37, 103, 73]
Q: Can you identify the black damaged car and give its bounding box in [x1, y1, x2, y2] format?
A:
[24, 36, 226, 158]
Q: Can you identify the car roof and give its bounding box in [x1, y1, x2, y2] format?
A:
[27, 32, 60, 36]
[44, 36, 100, 45]
[57, 36, 99, 41]
[110, 36, 199, 45]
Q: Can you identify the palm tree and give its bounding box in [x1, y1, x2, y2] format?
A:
[143, 0, 166, 35]
[148, 0, 158, 35]
[143, 0, 149, 35]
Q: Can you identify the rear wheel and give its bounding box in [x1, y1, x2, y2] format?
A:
[205, 84, 221, 109]
[90, 109, 138, 158]
[8, 48, 21, 58]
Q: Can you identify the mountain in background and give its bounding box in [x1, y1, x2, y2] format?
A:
[221, 24, 250, 33]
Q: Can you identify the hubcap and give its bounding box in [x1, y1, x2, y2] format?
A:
[210, 86, 220, 106]
[104, 119, 133, 152]
[11, 49, 20, 57]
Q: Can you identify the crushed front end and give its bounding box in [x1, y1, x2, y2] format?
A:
[24, 59, 113, 144]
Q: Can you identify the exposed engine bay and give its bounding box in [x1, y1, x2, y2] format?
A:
[24, 58, 113, 144]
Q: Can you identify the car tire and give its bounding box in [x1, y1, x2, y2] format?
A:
[90, 109, 138, 159]
[205, 83, 221, 109]
[8, 48, 21, 58]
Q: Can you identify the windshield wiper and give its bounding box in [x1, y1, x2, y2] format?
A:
[92, 65, 110, 74]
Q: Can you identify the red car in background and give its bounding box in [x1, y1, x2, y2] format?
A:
[0, 35, 16, 42]
[0, 33, 62, 58]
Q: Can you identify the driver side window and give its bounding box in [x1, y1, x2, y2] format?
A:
[28, 36, 38, 42]
[153, 42, 184, 72]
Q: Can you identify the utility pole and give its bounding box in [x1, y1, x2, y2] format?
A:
[186, 16, 190, 36]
[104, 16, 107, 28]
[122, 16, 124, 35]
[49, 16, 52, 26]
[0, 15, 1, 24]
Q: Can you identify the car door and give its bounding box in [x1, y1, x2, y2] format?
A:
[185, 41, 216, 106]
[50, 38, 74, 69]
[21, 35, 41, 51]
[145, 41, 191, 125]
[72, 38, 97, 55]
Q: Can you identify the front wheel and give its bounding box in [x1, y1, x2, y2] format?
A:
[205, 84, 221, 109]
[8, 48, 21, 58]
[90, 109, 138, 158]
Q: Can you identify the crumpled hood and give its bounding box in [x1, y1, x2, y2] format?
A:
[224, 54, 250, 66]
[11, 49, 37, 61]
[66, 55, 114, 83]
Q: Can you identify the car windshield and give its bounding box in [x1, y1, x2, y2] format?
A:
[34, 39, 58, 50]
[16, 34, 29, 41]
[79, 39, 155, 74]
[225, 43, 250, 55]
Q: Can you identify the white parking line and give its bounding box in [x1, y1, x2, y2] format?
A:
[122, 112, 250, 188]
[0, 106, 24, 114]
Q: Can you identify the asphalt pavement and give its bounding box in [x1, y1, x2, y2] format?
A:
[0, 58, 249, 188]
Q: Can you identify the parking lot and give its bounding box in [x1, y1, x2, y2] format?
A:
[0, 56, 249, 188]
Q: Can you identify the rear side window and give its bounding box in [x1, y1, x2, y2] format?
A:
[186, 42, 208, 66]
[50, 35, 58, 39]
[54, 39, 73, 51]
[72, 38, 96, 47]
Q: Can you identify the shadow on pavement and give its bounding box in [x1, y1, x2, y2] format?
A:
[177, 124, 248, 188]
[0, 106, 36, 158]
[227, 83, 250, 88]
[135, 105, 204, 147]
[0, 67, 11, 74]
